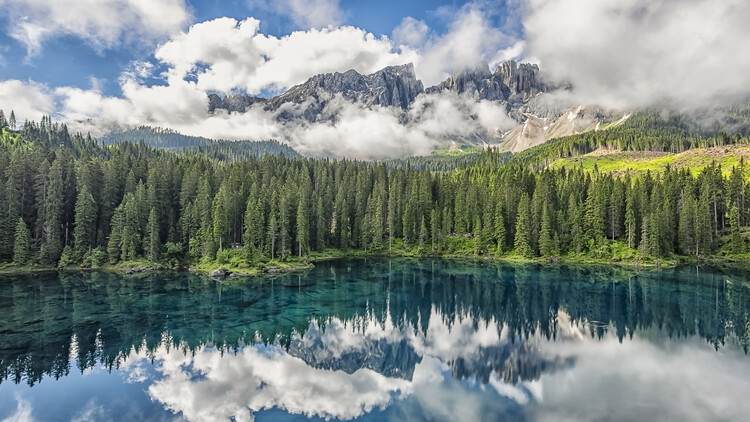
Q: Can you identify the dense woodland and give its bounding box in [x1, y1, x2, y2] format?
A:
[2, 109, 750, 270]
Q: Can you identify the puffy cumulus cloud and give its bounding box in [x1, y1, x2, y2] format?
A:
[0, 79, 56, 123]
[392, 17, 430, 48]
[2, 11, 524, 159]
[284, 92, 516, 160]
[52, 82, 516, 160]
[523, 0, 750, 109]
[415, 5, 521, 87]
[154, 17, 418, 95]
[0, 0, 190, 57]
[247, 0, 344, 29]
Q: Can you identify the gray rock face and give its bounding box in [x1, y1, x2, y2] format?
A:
[425, 60, 545, 105]
[208, 64, 424, 122]
[496, 61, 545, 102]
[270, 64, 424, 109]
[205, 60, 558, 147]
[426, 61, 508, 101]
[208, 93, 266, 113]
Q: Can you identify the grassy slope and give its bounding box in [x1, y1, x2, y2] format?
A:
[550, 144, 750, 176]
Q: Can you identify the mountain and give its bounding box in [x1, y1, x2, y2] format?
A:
[208, 64, 424, 122]
[204, 61, 620, 153]
[207, 61, 546, 121]
[425, 60, 545, 104]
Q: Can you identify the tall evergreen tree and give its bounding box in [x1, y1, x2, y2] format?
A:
[146, 207, 161, 261]
[296, 197, 309, 257]
[13, 217, 30, 265]
[539, 205, 553, 256]
[514, 194, 533, 258]
[73, 184, 98, 258]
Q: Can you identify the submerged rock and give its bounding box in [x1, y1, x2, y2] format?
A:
[125, 267, 147, 275]
[210, 268, 230, 279]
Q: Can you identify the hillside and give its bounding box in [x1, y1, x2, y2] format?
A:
[100, 126, 299, 160]
[550, 145, 750, 176]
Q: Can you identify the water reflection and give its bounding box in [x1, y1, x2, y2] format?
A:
[1, 259, 750, 421]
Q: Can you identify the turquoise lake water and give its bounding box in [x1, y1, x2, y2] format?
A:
[1, 258, 750, 421]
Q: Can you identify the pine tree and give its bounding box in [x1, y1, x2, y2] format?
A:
[9, 110, 16, 131]
[430, 208, 439, 253]
[243, 197, 261, 261]
[315, 196, 326, 251]
[639, 216, 651, 257]
[695, 188, 712, 255]
[539, 206, 553, 256]
[73, 184, 98, 259]
[625, 186, 636, 249]
[730, 203, 744, 254]
[40, 158, 64, 264]
[296, 197, 309, 257]
[268, 213, 278, 260]
[146, 207, 161, 261]
[212, 186, 229, 253]
[13, 218, 30, 265]
[514, 194, 533, 258]
[494, 208, 506, 255]
[678, 193, 696, 255]
[107, 204, 125, 263]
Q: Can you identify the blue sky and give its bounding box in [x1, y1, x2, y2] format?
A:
[0, 0, 746, 160]
[0, 0, 519, 97]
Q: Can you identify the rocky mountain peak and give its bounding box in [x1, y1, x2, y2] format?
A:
[495, 60, 544, 101]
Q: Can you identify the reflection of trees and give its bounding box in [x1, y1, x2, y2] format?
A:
[1, 260, 749, 387]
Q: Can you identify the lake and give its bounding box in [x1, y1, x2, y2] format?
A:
[1, 258, 750, 421]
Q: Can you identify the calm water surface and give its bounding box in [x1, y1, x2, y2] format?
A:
[1, 259, 750, 421]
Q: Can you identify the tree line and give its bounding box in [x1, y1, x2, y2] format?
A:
[1, 114, 750, 268]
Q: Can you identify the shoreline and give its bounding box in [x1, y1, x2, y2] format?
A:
[1, 249, 747, 278]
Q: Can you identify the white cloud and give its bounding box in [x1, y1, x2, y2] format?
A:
[0, 11, 524, 159]
[392, 17, 429, 48]
[247, 0, 344, 29]
[154, 17, 418, 95]
[0, 0, 190, 57]
[523, 0, 750, 108]
[415, 5, 520, 87]
[0, 79, 56, 123]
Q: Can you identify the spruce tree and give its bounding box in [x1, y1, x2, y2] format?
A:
[494, 209, 505, 255]
[212, 186, 229, 253]
[107, 205, 125, 263]
[678, 194, 696, 255]
[730, 203, 744, 254]
[296, 197, 309, 257]
[13, 218, 30, 265]
[73, 184, 98, 259]
[539, 206, 553, 256]
[146, 207, 161, 261]
[514, 194, 533, 258]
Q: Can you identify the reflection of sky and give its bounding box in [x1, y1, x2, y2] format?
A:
[3, 309, 750, 422]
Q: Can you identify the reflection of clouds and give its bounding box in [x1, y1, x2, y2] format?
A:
[118, 307, 553, 421]
[139, 344, 410, 422]
[531, 328, 750, 422]
[2, 395, 33, 422]
[115, 307, 750, 422]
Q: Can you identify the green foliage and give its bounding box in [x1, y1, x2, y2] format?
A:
[1, 115, 750, 271]
[13, 218, 30, 265]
